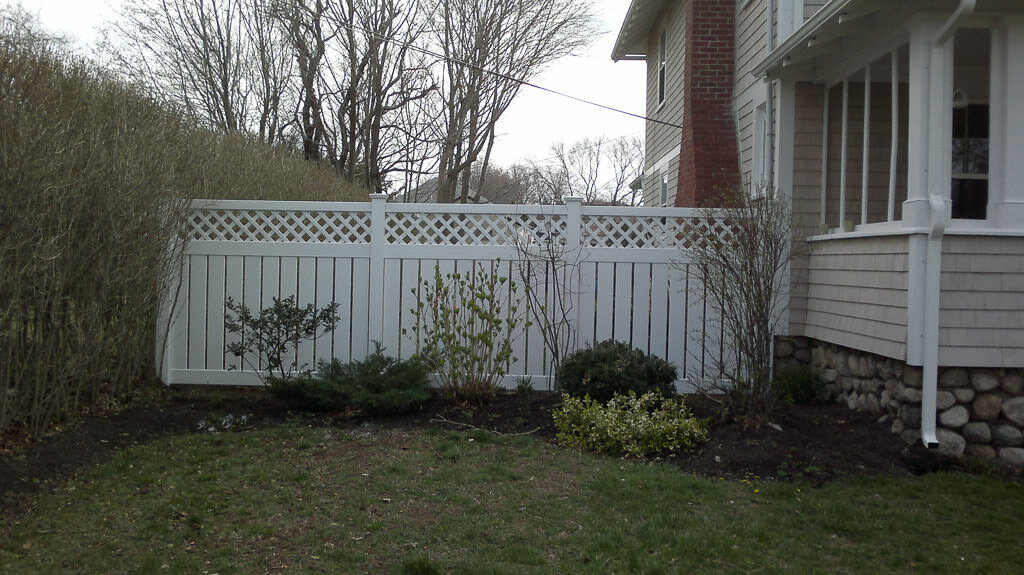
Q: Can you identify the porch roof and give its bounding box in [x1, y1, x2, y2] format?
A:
[754, 0, 886, 82]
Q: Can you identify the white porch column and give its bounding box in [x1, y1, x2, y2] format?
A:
[774, 79, 796, 334]
[905, 15, 953, 367]
[904, 16, 954, 232]
[991, 16, 1024, 227]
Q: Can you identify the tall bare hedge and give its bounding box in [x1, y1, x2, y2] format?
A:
[0, 14, 365, 438]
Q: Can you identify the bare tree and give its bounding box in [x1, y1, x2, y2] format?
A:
[508, 214, 583, 382]
[106, 0, 292, 142]
[682, 188, 794, 425]
[431, 0, 596, 203]
[327, 0, 436, 192]
[275, 0, 335, 162]
[528, 136, 644, 205]
[605, 136, 644, 206]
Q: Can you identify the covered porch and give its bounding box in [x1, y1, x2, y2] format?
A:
[759, 0, 1024, 371]
[759, 0, 1024, 449]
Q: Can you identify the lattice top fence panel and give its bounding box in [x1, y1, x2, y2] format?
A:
[188, 208, 372, 243]
[581, 214, 736, 249]
[385, 211, 568, 246]
[185, 200, 731, 249]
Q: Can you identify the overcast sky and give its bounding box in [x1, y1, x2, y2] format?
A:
[5, 0, 647, 168]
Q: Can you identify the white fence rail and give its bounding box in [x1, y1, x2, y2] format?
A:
[158, 195, 728, 390]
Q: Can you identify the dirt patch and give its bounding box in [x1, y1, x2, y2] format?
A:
[0, 386, 968, 521]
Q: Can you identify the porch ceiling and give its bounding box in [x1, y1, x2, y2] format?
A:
[757, 0, 1024, 84]
[612, 0, 670, 61]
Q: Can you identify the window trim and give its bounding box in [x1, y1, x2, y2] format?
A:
[657, 29, 667, 106]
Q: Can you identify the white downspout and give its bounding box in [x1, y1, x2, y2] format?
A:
[919, 0, 975, 449]
[936, 0, 976, 45]
[920, 194, 946, 449]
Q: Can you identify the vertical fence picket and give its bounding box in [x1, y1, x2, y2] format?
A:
[333, 258, 354, 363]
[350, 257, 372, 361]
[613, 262, 635, 345]
[314, 257, 335, 364]
[186, 255, 208, 371]
[381, 258, 404, 354]
[206, 256, 227, 371]
[296, 257, 318, 374]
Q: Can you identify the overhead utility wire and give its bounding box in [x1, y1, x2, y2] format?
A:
[333, 18, 685, 130]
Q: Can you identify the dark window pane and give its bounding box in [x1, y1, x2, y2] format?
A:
[951, 178, 988, 219]
[967, 104, 989, 139]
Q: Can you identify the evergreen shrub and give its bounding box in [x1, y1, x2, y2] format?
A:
[269, 343, 430, 415]
[557, 339, 676, 403]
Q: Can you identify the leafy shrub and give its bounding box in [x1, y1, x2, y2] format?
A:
[269, 344, 430, 415]
[557, 340, 676, 404]
[774, 365, 824, 405]
[553, 392, 708, 457]
[406, 263, 524, 404]
[0, 9, 365, 438]
[225, 296, 341, 383]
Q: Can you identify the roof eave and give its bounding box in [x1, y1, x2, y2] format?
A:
[611, 0, 661, 61]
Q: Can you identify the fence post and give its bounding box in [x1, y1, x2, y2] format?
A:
[369, 194, 388, 344]
[565, 196, 583, 251]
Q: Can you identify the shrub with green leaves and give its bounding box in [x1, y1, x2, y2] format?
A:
[405, 263, 524, 404]
[554, 391, 708, 457]
[225, 296, 340, 383]
[0, 9, 364, 438]
[269, 343, 430, 415]
[774, 364, 825, 405]
[557, 339, 677, 403]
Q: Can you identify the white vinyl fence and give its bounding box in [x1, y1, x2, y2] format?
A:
[157, 195, 729, 390]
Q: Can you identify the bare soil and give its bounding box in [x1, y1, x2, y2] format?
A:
[0, 385, 966, 521]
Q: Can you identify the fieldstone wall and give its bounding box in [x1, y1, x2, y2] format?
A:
[775, 336, 1024, 467]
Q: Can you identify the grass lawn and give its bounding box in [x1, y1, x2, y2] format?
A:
[1, 424, 1020, 574]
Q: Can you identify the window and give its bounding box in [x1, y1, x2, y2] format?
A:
[660, 171, 669, 206]
[951, 103, 989, 219]
[658, 29, 667, 106]
[950, 28, 991, 220]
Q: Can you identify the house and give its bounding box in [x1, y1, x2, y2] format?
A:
[614, 0, 1024, 465]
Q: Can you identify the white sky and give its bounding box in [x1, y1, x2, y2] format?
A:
[4, 0, 647, 168]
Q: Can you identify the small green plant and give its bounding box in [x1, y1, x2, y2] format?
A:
[514, 376, 534, 395]
[774, 364, 824, 405]
[225, 296, 340, 384]
[553, 391, 708, 457]
[269, 343, 430, 415]
[557, 339, 677, 404]
[400, 557, 444, 575]
[405, 262, 524, 404]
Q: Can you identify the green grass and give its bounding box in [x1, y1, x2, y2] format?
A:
[1, 426, 1021, 574]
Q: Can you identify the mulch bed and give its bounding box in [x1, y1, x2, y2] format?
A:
[0, 385, 971, 521]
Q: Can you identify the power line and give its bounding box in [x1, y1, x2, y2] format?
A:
[330, 15, 683, 130]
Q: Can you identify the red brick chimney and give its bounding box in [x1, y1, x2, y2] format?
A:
[676, 0, 741, 207]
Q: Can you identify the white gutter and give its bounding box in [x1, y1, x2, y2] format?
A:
[919, 0, 975, 449]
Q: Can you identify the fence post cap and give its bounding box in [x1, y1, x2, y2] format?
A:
[564, 196, 584, 204]
[369, 193, 388, 201]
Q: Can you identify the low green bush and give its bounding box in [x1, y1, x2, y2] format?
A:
[269, 344, 430, 415]
[774, 364, 824, 405]
[557, 339, 676, 403]
[553, 391, 707, 457]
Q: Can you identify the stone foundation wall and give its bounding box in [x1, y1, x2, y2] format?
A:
[775, 337, 1024, 467]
